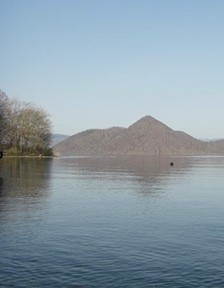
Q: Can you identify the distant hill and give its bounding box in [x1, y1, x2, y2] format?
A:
[51, 134, 70, 147]
[53, 115, 224, 156]
[53, 127, 124, 155]
[207, 139, 224, 153]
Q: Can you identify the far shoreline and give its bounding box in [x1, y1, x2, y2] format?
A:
[2, 153, 224, 159]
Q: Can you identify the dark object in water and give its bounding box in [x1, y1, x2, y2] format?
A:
[170, 162, 174, 166]
[0, 151, 3, 159]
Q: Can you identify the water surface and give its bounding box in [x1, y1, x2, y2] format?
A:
[0, 156, 224, 287]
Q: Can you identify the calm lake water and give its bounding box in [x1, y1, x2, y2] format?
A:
[0, 156, 224, 287]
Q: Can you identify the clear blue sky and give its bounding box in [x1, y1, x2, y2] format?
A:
[0, 0, 224, 139]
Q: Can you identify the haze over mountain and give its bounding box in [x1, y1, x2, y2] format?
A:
[53, 116, 224, 156]
[51, 134, 70, 147]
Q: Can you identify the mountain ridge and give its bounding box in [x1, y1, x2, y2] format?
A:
[53, 116, 223, 156]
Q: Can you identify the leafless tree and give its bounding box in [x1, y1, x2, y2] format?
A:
[0, 90, 9, 146]
[3, 95, 52, 155]
[18, 104, 52, 154]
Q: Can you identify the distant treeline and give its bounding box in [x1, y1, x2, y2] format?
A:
[0, 90, 53, 156]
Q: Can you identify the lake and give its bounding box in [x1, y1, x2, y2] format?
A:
[0, 156, 224, 287]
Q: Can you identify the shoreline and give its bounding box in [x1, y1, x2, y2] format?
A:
[2, 155, 56, 159]
[1, 153, 224, 159]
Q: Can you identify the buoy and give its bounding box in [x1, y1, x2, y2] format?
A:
[170, 162, 174, 166]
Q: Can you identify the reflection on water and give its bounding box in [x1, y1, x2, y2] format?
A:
[55, 156, 195, 197]
[0, 176, 3, 195]
[0, 157, 52, 198]
[1, 156, 224, 287]
[0, 158, 53, 224]
[57, 155, 194, 174]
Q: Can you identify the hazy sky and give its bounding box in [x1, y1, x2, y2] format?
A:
[0, 0, 224, 139]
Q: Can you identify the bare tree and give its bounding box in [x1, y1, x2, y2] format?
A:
[4, 96, 52, 155]
[18, 104, 52, 154]
[0, 90, 9, 146]
[4, 98, 23, 153]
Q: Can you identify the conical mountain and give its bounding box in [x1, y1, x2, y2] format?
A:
[53, 115, 221, 156]
[108, 115, 205, 155]
[128, 115, 173, 131]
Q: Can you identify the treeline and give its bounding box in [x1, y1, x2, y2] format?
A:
[0, 90, 53, 156]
